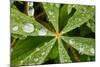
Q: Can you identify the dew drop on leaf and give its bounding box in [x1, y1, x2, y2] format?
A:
[69, 39, 75, 45]
[12, 25, 18, 32]
[48, 10, 53, 15]
[90, 48, 95, 55]
[28, 1, 33, 7]
[79, 45, 84, 54]
[78, 18, 82, 21]
[28, 8, 34, 16]
[41, 52, 45, 56]
[34, 58, 39, 62]
[35, 48, 40, 51]
[20, 60, 24, 64]
[38, 27, 47, 36]
[22, 23, 34, 33]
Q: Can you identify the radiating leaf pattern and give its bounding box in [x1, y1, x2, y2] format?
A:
[11, 1, 95, 66]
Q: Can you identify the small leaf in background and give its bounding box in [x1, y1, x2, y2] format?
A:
[58, 39, 72, 63]
[62, 36, 95, 56]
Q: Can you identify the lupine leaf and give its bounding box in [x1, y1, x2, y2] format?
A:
[11, 37, 55, 65]
[43, 3, 60, 32]
[62, 36, 95, 56]
[58, 39, 72, 63]
[61, 5, 95, 34]
[11, 8, 53, 38]
[59, 5, 69, 31]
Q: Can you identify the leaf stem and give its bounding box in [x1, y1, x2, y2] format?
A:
[70, 47, 80, 62]
[23, 2, 28, 15]
[11, 38, 18, 48]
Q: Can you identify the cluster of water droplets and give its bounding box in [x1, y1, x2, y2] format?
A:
[79, 45, 84, 54]
[28, 2, 34, 16]
[38, 27, 48, 36]
[90, 48, 95, 55]
[69, 39, 75, 45]
[12, 25, 19, 32]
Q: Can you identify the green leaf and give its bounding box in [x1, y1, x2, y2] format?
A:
[62, 36, 95, 56]
[12, 38, 56, 65]
[58, 39, 72, 63]
[48, 41, 59, 59]
[61, 5, 95, 34]
[11, 8, 53, 37]
[11, 36, 53, 65]
[21, 38, 56, 65]
[43, 3, 60, 32]
[59, 5, 69, 31]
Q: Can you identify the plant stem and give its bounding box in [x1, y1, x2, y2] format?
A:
[23, 2, 28, 15]
[35, 12, 45, 19]
[11, 38, 17, 48]
[70, 47, 80, 62]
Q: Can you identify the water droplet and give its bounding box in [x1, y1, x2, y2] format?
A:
[69, 39, 75, 45]
[90, 48, 95, 55]
[38, 27, 47, 36]
[79, 18, 82, 21]
[22, 23, 34, 33]
[28, 1, 33, 7]
[35, 48, 40, 51]
[20, 60, 24, 64]
[34, 58, 39, 62]
[41, 52, 45, 56]
[12, 26, 18, 32]
[55, 4, 60, 8]
[28, 8, 34, 16]
[79, 45, 84, 54]
[48, 10, 53, 15]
